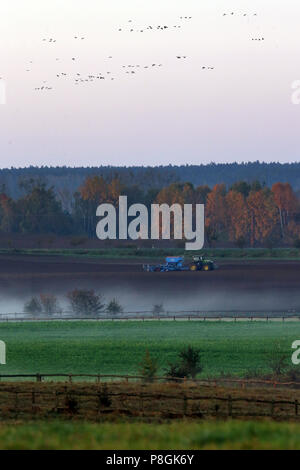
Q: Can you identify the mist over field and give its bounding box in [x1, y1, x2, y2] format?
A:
[0, 272, 299, 315]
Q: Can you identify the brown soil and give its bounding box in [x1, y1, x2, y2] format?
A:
[0, 255, 299, 311]
[0, 381, 299, 422]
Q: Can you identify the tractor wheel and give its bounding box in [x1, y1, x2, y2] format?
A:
[203, 264, 211, 271]
[190, 264, 197, 272]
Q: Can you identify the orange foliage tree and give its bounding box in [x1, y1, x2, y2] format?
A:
[205, 184, 227, 243]
[247, 189, 278, 246]
[226, 190, 249, 243]
[79, 176, 123, 236]
[272, 182, 298, 239]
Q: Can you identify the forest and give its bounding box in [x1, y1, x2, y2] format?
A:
[1, 162, 300, 200]
[0, 168, 299, 247]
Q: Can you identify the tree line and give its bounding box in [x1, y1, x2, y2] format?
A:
[1, 162, 300, 199]
[0, 175, 299, 247]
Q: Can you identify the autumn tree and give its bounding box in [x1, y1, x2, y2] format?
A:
[247, 189, 278, 246]
[79, 176, 123, 236]
[40, 294, 61, 315]
[226, 190, 249, 244]
[67, 289, 105, 316]
[205, 184, 227, 242]
[155, 183, 186, 239]
[272, 183, 298, 239]
[0, 193, 16, 233]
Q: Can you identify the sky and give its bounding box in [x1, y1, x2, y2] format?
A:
[0, 0, 299, 168]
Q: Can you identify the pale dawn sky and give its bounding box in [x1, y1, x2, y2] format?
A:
[0, 0, 299, 168]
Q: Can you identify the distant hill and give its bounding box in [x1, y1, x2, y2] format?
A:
[1, 162, 300, 199]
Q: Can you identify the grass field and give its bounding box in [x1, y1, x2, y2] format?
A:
[1, 247, 300, 260]
[0, 321, 299, 377]
[1, 420, 300, 449]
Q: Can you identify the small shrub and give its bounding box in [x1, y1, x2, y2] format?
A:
[164, 363, 188, 382]
[67, 289, 105, 316]
[179, 346, 203, 379]
[139, 350, 158, 383]
[165, 346, 203, 381]
[106, 298, 123, 315]
[24, 297, 43, 315]
[98, 384, 112, 407]
[152, 303, 164, 316]
[40, 294, 61, 315]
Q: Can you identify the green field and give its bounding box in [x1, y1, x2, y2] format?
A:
[1, 420, 300, 450]
[1, 247, 300, 260]
[0, 321, 298, 377]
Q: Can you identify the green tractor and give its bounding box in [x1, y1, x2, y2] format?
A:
[189, 255, 217, 272]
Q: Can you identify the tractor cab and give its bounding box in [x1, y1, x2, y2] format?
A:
[189, 255, 217, 271]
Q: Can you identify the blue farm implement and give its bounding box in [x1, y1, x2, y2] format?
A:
[143, 256, 217, 272]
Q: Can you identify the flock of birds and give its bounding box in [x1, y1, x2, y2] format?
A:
[117, 16, 192, 34]
[26, 12, 263, 93]
[222, 12, 258, 17]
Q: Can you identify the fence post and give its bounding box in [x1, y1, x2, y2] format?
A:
[32, 390, 36, 412]
[271, 400, 275, 417]
[97, 390, 102, 415]
[15, 392, 19, 417]
[228, 395, 232, 417]
[140, 392, 144, 416]
[295, 400, 298, 416]
[36, 373, 42, 383]
[183, 394, 188, 416]
[55, 390, 59, 412]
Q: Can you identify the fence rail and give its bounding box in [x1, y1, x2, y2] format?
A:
[0, 312, 300, 322]
[0, 384, 299, 421]
[0, 373, 300, 389]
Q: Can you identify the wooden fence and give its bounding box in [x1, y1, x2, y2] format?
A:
[0, 313, 300, 322]
[0, 386, 300, 420]
[1, 373, 300, 390]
